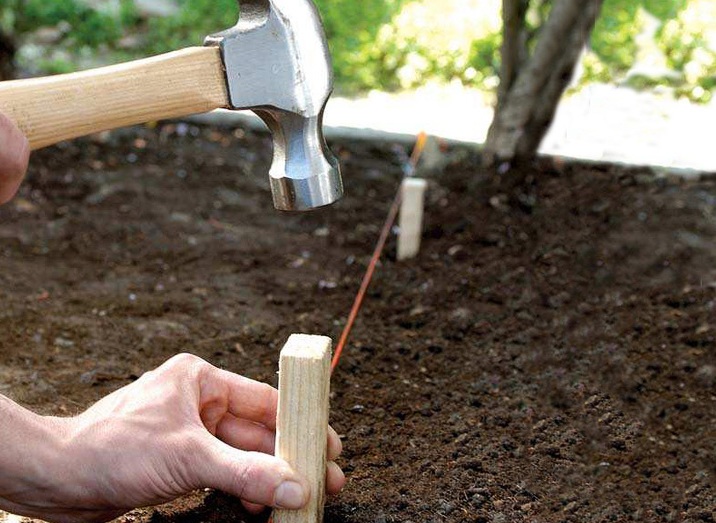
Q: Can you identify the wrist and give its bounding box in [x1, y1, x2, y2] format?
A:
[0, 395, 73, 517]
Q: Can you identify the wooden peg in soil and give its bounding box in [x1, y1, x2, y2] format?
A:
[273, 334, 332, 523]
[397, 178, 428, 261]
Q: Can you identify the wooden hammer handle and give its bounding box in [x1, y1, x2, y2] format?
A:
[0, 47, 229, 150]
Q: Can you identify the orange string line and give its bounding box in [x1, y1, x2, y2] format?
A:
[331, 132, 429, 373]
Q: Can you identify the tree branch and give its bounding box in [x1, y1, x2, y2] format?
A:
[497, 0, 529, 109]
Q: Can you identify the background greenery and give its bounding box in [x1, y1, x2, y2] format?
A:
[1, 0, 714, 102]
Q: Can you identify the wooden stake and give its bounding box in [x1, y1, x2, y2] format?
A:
[273, 334, 332, 523]
[397, 178, 428, 261]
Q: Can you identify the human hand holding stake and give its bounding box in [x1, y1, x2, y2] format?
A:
[0, 354, 346, 523]
[0, 136, 346, 518]
[0, 112, 30, 204]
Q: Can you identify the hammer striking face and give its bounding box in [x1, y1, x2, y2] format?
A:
[0, 0, 343, 211]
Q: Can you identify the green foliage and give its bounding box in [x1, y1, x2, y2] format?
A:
[589, 0, 687, 76]
[1, 0, 713, 103]
[590, 0, 640, 75]
[145, 0, 238, 54]
[348, 0, 502, 91]
[1, 0, 131, 47]
[586, 0, 715, 102]
[314, 0, 407, 91]
[35, 56, 75, 75]
[658, 0, 716, 102]
[466, 33, 501, 86]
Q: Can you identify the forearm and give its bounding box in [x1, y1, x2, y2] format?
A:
[0, 395, 71, 518]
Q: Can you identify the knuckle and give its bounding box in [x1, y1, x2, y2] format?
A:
[169, 352, 202, 366]
[141, 354, 210, 396]
[165, 353, 208, 375]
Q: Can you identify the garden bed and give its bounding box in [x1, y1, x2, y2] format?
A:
[0, 123, 714, 522]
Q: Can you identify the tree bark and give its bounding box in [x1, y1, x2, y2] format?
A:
[484, 0, 604, 167]
[496, 0, 529, 112]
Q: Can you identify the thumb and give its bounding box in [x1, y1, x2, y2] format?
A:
[0, 113, 30, 205]
[196, 436, 309, 509]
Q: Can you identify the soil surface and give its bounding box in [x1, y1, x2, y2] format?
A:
[1, 123, 715, 523]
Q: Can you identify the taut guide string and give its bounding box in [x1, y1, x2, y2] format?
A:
[330, 132, 428, 373]
[266, 134, 427, 523]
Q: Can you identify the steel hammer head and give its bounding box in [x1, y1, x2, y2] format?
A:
[205, 0, 343, 211]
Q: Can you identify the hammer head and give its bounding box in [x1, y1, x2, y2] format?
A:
[205, 0, 343, 211]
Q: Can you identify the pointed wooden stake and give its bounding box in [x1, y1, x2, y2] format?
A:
[397, 178, 428, 261]
[273, 334, 332, 523]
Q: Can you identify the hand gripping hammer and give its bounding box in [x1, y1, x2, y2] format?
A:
[0, 0, 343, 211]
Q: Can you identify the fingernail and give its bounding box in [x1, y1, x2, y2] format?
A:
[274, 481, 306, 509]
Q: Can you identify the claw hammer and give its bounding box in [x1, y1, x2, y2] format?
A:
[0, 0, 343, 211]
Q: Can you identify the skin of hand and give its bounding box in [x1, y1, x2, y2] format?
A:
[0, 112, 30, 204]
[0, 353, 345, 523]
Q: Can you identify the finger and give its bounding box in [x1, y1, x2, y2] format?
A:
[328, 427, 342, 461]
[0, 113, 30, 205]
[215, 413, 275, 455]
[326, 461, 346, 495]
[200, 365, 278, 428]
[241, 500, 266, 514]
[216, 413, 341, 460]
[197, 437, 308, 509]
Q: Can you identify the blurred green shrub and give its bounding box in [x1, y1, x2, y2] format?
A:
[658, 0, 716, 102]
[366, 0, 502, 91]
[6, 0, 147, 49]
[314, 0, 407, 92]
[0, 0, 138, 75]
[590, 0, 686, 75]
[584, 0, 716, 102]
[1, 0, 714, 102]
[145, 0, 237, 54]
[1, 0, 121, 47]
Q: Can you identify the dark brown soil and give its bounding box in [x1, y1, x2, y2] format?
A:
[1, 123, 714, 523]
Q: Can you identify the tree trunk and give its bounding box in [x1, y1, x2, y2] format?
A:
[0, 31, 16, 81]
[483, 0, 604, 168]
[496, 0, 529, 112]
